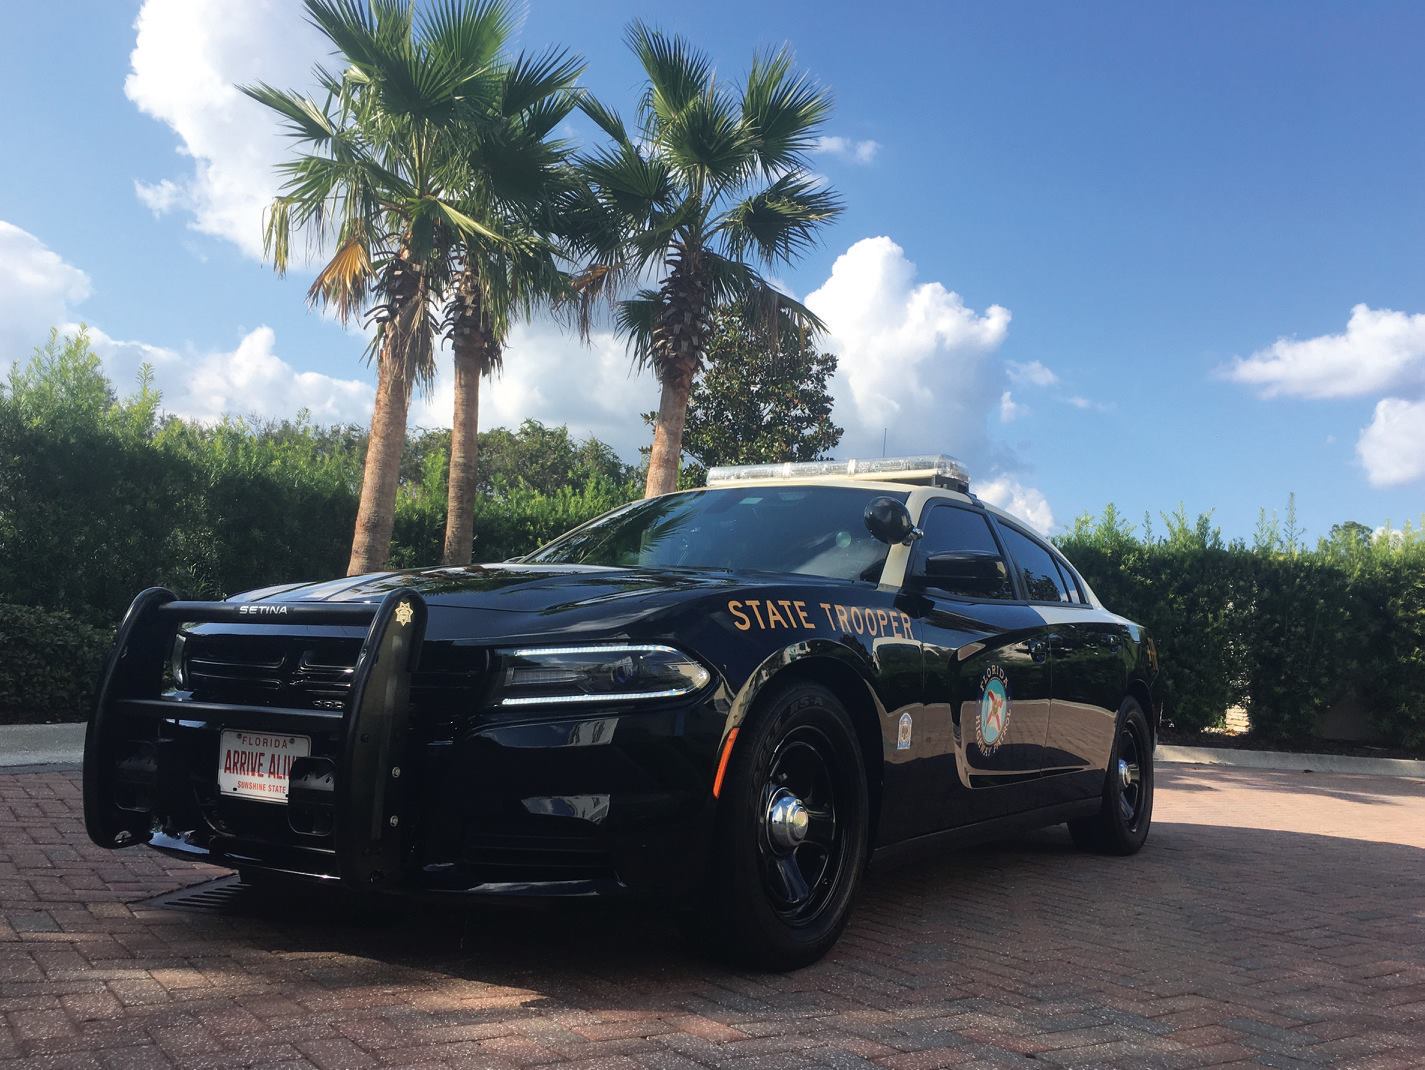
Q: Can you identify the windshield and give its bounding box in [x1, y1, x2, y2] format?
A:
[526, 486, 909, 583]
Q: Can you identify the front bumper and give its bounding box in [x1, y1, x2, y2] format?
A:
[85, 588, 727, 901]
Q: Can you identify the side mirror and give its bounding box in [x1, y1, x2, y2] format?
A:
[864, 496, 917, 545]
[915, 550, 1007, 594]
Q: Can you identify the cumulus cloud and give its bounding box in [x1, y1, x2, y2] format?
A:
[0, 221, 92, 359]
[1224, 304, 1425, 487]
[411, 320, 658, 458]
[803, 235, 1055, 527]
[812, 136, 881, 164]
[1006, 359, 1059, 387]
[125, 0, 323, 259]
[78, 324, 374, 425]
[977, 477, 1055, 536]
[1224, 304, 1425, 400]
[805, 236, 1011, 459]
[1357, 397, 1425, 488]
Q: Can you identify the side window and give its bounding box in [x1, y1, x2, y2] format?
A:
[915, 505, 1015, 600]
[998, 525, 1072, 603]
[1054, 559, 1083, 603]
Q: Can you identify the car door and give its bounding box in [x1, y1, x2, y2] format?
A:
[989, 522, 1126, 804]
[895, 499, 1057, 828]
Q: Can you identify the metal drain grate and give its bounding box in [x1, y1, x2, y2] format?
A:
[137, 875, 254, 914]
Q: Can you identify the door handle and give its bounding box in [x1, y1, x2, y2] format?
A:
[1024, 638, 1048, 663]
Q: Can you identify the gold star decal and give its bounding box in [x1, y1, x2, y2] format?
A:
[394, 600, 414, 627]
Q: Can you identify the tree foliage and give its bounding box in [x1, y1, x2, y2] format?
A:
[1060, 504, 1425, 749]
[678, 307, 842, 468]
[0, 332, 636, 723]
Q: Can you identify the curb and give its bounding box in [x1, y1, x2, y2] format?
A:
[1159, 744, 1425, 779]
[0, 723, 85, 768]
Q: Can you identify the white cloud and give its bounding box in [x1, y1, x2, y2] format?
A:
[812, 136, 881, 165]
[977, 477, 1056, 536]
[1357, 397, 1425, 488]
[125, 0, 324, 259]
[803, 234, 1053, 526]
[0, 222, 93, 360]
[1065, 395, 1111, 412]
[134, 178, 184, 216]
[805, 236, 1011, 459]
[1225, 304, 1425, 400]
[411, 320, 659, 458]
[78, 324, 374, 426]
[1006, 359, 1059, 387]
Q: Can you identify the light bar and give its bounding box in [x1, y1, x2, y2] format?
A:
[705, 454, 970, 491]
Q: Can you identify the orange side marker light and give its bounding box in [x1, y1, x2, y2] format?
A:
[712, 727, 740, 798]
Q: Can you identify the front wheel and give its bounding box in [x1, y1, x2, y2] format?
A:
[1069, 698, 1153, 855]
[693, 682, 869, 971]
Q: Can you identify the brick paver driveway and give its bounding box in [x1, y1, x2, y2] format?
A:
[2, 765, 1423, 1070]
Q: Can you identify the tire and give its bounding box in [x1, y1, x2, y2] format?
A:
[693, 681, 869, 971]
[1068, 698, 1153, 855]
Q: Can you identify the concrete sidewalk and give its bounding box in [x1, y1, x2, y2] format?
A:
[0, 723, 84, 767]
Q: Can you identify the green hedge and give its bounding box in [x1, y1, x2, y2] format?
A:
[0, 604, 111, 725]
[1059, 507, 1425, 749]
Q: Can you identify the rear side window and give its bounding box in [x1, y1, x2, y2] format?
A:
[916, 505, 1015, 600]
[999, 524, 1072, 603]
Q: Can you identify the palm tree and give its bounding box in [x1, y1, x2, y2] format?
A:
[438, 56, 584, 566]
[244, 0, 531, 575]
[573, 23, 843, 497]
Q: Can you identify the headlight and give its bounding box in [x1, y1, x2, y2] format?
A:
[169, 632, 189, 690]
[493, 644, 712, 707]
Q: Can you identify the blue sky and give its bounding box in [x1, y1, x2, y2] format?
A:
[2, 1, 1423, 540]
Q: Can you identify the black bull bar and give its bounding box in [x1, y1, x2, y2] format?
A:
[83, 587, 428, 888]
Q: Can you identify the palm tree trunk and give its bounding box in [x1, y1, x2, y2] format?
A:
[643, 253, 709, 498]
[348, 340, 411, 576]
[644, 360, 696, 497]
[441, 341, 483, 565]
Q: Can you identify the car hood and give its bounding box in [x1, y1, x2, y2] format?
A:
[239, 563, 754, 613]
[232, 563, 868, 642]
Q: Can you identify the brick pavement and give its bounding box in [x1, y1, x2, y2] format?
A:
[2, 765, 1423, 1069]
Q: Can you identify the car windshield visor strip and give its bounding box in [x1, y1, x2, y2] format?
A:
[82, 587, 427, 890]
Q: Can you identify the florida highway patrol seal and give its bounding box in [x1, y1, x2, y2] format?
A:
[977, 665, 1011, 755]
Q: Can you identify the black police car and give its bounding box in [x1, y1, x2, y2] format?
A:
[85, 455, 1159, 969]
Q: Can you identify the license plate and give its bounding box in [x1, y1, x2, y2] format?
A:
[218, 730, 311, 804]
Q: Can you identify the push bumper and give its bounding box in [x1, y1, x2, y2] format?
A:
[84, 588, 723, 900]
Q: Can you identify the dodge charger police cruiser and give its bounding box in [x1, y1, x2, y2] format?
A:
[84, 455, 1160, 969]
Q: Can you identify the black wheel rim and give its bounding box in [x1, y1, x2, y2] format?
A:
[756, 724, 848, 925]
[1116, 719, 1147, 830]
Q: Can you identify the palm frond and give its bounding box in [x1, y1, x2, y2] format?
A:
[661, 86, 754, 186]
[576, 90, 629, 144]
[741, 46, 834, 172]
[700, 253, 825, 336]
[718, 171, 843, 266]
[240, 82, 337, 145]
[625, 22, 711, 126]
[306, 233, 372, 321]
[499, 47, 585, 117]
[578, 143, 675, 219]
[419, 0, 514, 72]
[614, 289, 662, 367]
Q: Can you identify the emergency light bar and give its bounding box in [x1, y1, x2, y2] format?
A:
[705, 454, 971, 492]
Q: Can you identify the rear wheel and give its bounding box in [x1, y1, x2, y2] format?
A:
[1069, 698, 1153, 855]
[694, 682, 869, 971]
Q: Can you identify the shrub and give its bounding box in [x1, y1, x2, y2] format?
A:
[0, 604, 111, 725]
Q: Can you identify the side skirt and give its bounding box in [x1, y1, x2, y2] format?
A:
[869, 799, 1100, 870]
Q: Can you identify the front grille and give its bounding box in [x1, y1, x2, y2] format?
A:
[182, 632, 485, 729]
